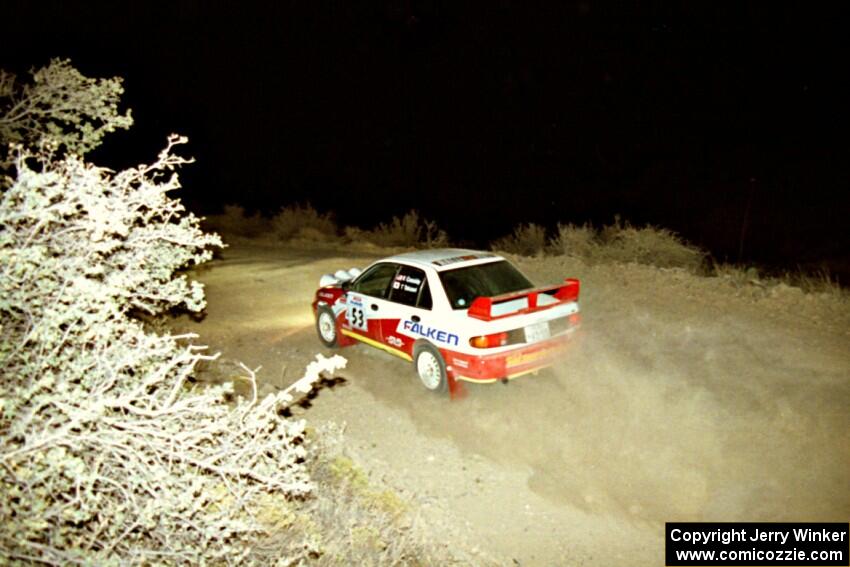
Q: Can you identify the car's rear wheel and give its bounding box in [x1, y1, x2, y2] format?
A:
[316, 305, 338, 348]
[414, 342, 448, 393]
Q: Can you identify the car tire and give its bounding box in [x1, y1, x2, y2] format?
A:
[316, 305, 339, 348]
[413, 342, 448, 393]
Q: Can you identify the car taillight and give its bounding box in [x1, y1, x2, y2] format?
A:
[469, 332, 509, 348]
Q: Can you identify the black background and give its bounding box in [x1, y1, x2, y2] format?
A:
[4, 1, 848, 275]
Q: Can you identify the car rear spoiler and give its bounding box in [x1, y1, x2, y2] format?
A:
[467, 278, 580, 321]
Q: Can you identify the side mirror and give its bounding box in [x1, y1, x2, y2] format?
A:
[341, 279, 351, 292]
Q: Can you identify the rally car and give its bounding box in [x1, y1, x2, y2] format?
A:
[311, 249, 580, 394]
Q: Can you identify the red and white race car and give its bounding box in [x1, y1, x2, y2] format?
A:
[311, 249, 580, 394]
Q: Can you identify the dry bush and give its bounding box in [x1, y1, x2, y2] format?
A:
[711, 261, 763, 289]
[490, 223, 547, 256]
[548, 222, 600, 258]
[0, 58, 132, 168]
[372, 210, 423, 247]
[597, 218, 705, 271]
[249, 424, 483, 566]
[350, 210, 448, 248]
[711, 262, 847, 301]
[342, 225, 370, 244]
[789, 268, 844, 297]
[206, 202, 344, 244]
[547, 218, 705, 272]
[0, 136, 350, 564]
[0, 59, 343, 564]
[271, 203, 338, 242]
[203, 203, 271, 238]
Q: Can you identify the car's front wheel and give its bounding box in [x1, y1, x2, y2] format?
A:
[414, 342, 448, 393]
[315, 305, 339, 348]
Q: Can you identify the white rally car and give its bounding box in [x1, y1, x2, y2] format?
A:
[311, 249, 580, 393]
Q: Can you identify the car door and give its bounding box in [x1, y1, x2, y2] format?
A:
[383, 265, 456, 356]
[344, 262, 399, 344]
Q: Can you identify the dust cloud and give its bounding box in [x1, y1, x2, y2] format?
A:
[355, 256, 849, 526]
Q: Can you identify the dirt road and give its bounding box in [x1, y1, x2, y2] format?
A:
[178, 241, 850, 565]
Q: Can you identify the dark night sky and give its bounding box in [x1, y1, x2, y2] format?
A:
[4, 1, 849, 272]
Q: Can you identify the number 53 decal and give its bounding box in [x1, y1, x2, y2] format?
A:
[347, 300, 368, 331]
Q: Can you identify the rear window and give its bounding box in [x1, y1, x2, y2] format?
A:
[439, 260, 533, 310]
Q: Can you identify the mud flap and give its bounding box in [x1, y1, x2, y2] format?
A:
[448, 373, 467, 400]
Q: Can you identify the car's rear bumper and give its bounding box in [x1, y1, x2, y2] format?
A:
[443, 329, 578, 383]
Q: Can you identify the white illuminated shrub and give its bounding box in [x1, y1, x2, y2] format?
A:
[0, 61, 345, 564]
[0, 58, 132, 166]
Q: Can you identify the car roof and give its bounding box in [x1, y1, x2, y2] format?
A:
[383, 248, 504, 272]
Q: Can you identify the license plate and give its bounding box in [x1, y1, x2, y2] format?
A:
[524, 321, 550, 343]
